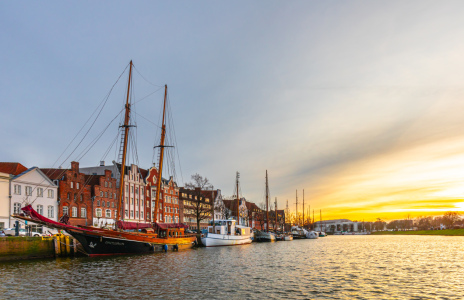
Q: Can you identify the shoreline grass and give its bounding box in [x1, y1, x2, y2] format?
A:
[371, 229, 464, 236]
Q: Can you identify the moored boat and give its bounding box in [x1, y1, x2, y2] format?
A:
[201, 219, 252, 247]
[14, 61, 197, 255]
[255, 230, 276, 242]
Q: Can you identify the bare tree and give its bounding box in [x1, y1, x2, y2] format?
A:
[185, 173, 212, 190]
[442, 211, 461, 228]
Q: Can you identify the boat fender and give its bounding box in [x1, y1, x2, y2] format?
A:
[173, 244, 179, 251]
[163, 244, 168, 252]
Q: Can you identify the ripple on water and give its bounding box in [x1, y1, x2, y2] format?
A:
[1, 235, 464, 299]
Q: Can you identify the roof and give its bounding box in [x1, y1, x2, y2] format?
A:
[0, 162, 27, 176]
[40, 168, 69, 180]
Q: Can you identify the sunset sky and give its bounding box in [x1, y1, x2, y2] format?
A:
[2, 1, 464, 221]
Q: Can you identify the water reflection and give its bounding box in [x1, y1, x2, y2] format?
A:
[1, 235, 463, 299]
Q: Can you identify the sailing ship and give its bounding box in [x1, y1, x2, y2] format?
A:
[201, 172, 252, 247]
[14, 61, 196, 255]
[255, 170, 276, 242]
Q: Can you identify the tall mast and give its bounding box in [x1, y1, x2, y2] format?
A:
[116, 60, 133, 225]
[275, 197, 277, 232]
[295, 190, 298, 226]
[265, 170, 269, 232]
[154, 85, 168, 223]
[236, 172, 240, 225]
[320, 209, 322, 233]
[302, 189, 305, 228]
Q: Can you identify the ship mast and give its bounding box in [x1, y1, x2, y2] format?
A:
[236, 172, 240, 225]
[154, 85, 168, 223]
[266, 170, 269, 232]
[275, 197, 277, 232]
[302, 189, 305, 228]
[116, 61, 133, 225]
[295, 190, 298, 226]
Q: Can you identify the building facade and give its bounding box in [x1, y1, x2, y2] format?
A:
[10, 167, 59, 232]
[87, 169, 118, 227]
[179, 187, 212, 231]
[41, 161, 92, 226]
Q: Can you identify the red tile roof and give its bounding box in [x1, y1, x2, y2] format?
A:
[0, 162, 28, 175]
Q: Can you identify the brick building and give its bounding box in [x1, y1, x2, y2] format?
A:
[86, 169, 118, 227]
[41, 161, 92, 226]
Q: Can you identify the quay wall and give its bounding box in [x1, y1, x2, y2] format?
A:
[0, 237, 54, 261]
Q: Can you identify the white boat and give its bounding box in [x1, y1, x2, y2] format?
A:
[291, 226, 307, 239]
[306, 230, 319, 239]
[284, 234, 293, 241]
[318, 232, 327, 237]
[201, 219, 252, 247]
[255, 230, 276, 242]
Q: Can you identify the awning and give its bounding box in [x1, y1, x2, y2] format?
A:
[153, 222, 188, 230]
[116, 220, 153, 230]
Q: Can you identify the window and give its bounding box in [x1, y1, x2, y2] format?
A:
[105, 209, 111, 218]
[80, 194, 83, 201]
[25, 186, 32, 196]
[37, 205, 43, 215]
[37, 188, 43, 197]
[130, 211, 134, 218]
[109, 193, 112, 199]
[48, 206, 54, 218]
[48, 189, 54, 198]
[70, 182, 73, 188]
[67, 192, 70, 200]
[136, 211, 139, 218]
[109, 182, 112, 188]
[96, 208, 102, 217]
[72, 207, 77, 217]
[159, 203, 162, 209]
[102, 201, 105, 207]
[114, 193, 116, 199]
[13, 202, 21, 214]
[100, 191, 103, 197]
[111, 202, 114, 208]
[131, 186, 134, 193]
[76, 183, 79, 189]
[105, 192, 108, 198]
[81, 208, 86, 218]
[105, 182, 108, 187]
[63, 206, 69, 216]
[131, 198, 134, 205]
[97, 200, 100, 206]
[125, 210, 128, 218]
[136, 188, 139, 194]
[107, 202, 110, 208]
[74, 194, 77, 201]
[126, 185, 128, 192]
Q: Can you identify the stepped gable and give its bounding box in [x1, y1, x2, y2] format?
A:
[0, 162, 28, 176]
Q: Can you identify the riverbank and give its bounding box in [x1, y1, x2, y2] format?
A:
[372, 229, 464, 236]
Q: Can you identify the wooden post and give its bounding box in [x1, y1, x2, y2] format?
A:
[65, 235, 71, 256]
[54, 236, 60, 257]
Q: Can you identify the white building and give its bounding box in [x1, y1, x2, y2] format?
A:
[0, 172, 12, 229]
[10, 167, 59, 233]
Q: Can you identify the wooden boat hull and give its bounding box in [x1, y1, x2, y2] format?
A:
[67, 229, 196, 256]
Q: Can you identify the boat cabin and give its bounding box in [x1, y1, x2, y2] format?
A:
[207, 219, 250, 236]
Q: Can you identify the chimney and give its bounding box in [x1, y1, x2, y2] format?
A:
[100, 161, 105, 166]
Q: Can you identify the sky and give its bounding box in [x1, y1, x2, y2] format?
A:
[2, 1, 464, 221]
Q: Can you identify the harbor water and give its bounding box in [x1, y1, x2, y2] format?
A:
[1, 235, 463, 299]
